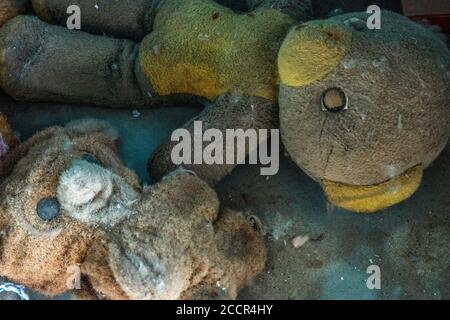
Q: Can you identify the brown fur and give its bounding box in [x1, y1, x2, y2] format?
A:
[0, 119, 266, 299]
[0, 0, 27, 27]
[0, 112, 16, 160]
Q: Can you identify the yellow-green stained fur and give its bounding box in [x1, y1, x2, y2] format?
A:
[278, 21, 352, 87]
[139, 0, 293, 100]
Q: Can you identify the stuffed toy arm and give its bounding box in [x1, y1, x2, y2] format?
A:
[149, 94, 278, 186]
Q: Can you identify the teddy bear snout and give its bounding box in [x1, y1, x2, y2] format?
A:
[57, 160, 114, 217]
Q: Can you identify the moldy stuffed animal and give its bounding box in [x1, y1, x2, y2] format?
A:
[0, 119, 266, 299]
[0, 0, 449, 213]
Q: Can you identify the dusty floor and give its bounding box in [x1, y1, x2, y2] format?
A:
[1, 90, 449, 300]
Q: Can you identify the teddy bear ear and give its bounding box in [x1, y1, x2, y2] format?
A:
[278, 21, 352, 88]
[0, 126, 63, 178]
[65, 119, 119, 143]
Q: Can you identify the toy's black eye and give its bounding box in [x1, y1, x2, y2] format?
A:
[36, 197, 61, 221]
[321, 88, 348, 112]
[81, 153, 101, 166]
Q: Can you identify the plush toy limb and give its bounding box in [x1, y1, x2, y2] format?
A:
[148, 94, 278, 186]
[0, 16, 147, 108]
[0, 0, 28, 27]
[31, 0, 163, 41]
[247, 0, 312, 21]
[138, 0, 293, 101]
[180, 208, 266, 300]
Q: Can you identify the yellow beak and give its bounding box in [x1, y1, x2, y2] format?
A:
[323, 165, 423, 213]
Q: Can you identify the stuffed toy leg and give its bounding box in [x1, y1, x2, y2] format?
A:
[0, 0, 304, 107]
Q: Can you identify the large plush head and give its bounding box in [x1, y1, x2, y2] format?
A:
[0, 119, 266, 299]
[278, 11, 450, 213]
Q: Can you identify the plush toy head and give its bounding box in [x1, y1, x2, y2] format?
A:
[0, 119, 266, 299]
[278, 11, 450, 213]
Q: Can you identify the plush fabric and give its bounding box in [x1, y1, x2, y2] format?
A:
[139, 0, 293, 100]
[279, 11, 450, 212]
[0, 113, 16, 160]
[0, 0, 27, 27]
[0, 119, 266, 299]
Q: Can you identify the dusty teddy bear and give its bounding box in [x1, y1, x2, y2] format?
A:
[0, 119, 266, 299]
[0, 0, 449, 213]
